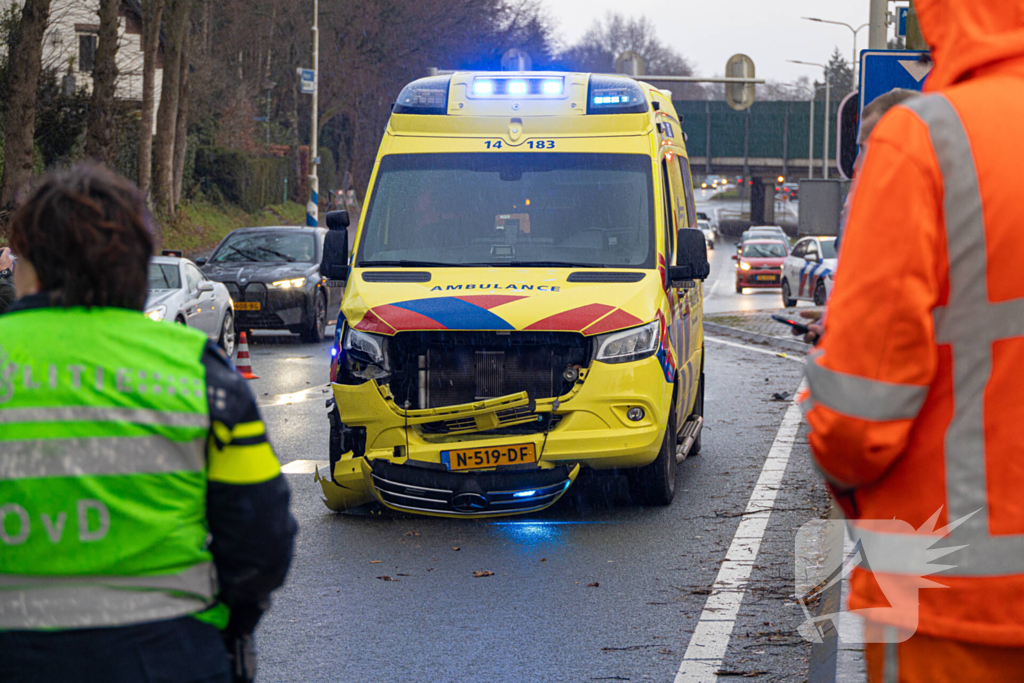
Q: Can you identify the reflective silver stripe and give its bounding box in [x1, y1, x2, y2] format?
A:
[850, 522, 1024, 577]
[0, 562, 217, 629]
[851, 95, 1024, 577]
[0, 436, 206, 480]
[907, 95, 995, 540]
[805, 353, 928, 422]
[0, 407, 208, 428]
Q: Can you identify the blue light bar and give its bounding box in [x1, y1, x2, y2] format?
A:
[392, 75, 452, 115]
[508, 80, 528, 95]
[474, 80, 494, 96]
[587, 75, 648, 115]
[513, 490, 538, 498]
[542, 79, 562, 95]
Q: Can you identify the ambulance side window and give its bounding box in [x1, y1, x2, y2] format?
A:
[677, 157, 697, 228]
[661, 159, 677, 264]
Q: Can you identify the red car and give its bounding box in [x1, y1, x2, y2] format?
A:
[733, 239, 788, 293]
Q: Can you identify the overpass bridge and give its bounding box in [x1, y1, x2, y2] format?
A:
[672, 100, 843, 232]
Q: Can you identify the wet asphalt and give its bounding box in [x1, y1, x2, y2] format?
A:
[242, 262, 829, 682]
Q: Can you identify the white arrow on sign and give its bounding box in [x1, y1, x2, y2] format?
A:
[899, 59, 933, 83]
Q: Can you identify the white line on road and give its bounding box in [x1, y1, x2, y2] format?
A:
[280, 459, 327, 474]
[705, 335, 806, 363]
[674, 381, 807, 683]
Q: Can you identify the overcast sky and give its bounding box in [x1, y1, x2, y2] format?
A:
[543, 0, 888, 84]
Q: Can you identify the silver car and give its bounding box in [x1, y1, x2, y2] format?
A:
[145, 254, 236, 356]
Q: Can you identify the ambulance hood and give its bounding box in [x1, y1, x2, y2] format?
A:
[343, 269, 674, 336]
[917, 0, 1024, 91]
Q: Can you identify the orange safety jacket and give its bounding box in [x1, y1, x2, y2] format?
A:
[806, 0, 1024, 647]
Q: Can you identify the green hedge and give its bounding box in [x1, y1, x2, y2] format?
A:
[193, 146, 293, 213]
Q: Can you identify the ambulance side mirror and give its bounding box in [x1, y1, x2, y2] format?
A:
[669, 228, 711, 288]
[320, 223, 349, 283]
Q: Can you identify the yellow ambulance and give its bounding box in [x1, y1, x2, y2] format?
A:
[315, 71, 710, 517]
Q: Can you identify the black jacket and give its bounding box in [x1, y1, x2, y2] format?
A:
[0, 274, 13, 314]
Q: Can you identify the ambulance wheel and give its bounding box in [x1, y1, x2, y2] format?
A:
[781, 279, 797, 307]
[629, 406, 677, 506]
[813, 281, 827, 307]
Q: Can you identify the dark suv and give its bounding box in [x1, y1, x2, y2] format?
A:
[198, 226, 344, 342]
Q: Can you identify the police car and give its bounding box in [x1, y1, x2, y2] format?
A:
[145, 251, 236, 356]
[780, 236, 837, 307]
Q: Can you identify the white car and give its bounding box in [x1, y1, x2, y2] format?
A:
[698, 219, 715, 249]
[780, 236, 838, 307]
[145, 253, 236, 356]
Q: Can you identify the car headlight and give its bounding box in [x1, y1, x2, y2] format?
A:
[594, 321, 660, 364]
[145, 305, 167, 321]
[343, 328, 390, 380]
[740, 261, 752, 271]
[269, 277, 308, 289]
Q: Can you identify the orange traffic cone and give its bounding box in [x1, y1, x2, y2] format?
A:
[235, 331, 259, 379]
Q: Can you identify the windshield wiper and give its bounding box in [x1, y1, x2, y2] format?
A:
[220, 245, 260, 261]
[256, 246, 296, 262]
[359, 260, 465, 268]
[491, 261, 586, 268]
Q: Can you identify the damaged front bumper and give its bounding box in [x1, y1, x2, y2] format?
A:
[317, 356, 670, 518]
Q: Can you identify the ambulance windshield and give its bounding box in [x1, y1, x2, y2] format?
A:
[357, 153, 655, 268]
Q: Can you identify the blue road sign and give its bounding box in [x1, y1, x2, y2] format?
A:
[859, 50, 931, 116]
[896, 7, 909, 38]
[299, 68, 316, 94]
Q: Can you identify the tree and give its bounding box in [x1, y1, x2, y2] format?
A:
[0, 0, 52, 207]
[820, 47, 854, 102]
[137, 0, 164, 200]
[84, 0, 119, 163]
[559, 13, 704, 98]
[152, 0, 192, 216]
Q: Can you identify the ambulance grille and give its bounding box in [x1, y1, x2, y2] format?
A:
[387, 331, 589, 409]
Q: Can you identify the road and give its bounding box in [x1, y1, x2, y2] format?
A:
[241, 259, 831, 682]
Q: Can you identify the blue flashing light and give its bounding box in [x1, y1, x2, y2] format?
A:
[542, 79, 562, 95]
[330, 347, 338, 357]
[474, 80, 494, 96]
[508, 80, 528, 95]
[513, 489, 538, 499]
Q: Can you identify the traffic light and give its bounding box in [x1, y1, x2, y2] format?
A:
[837, 91, 861, 180]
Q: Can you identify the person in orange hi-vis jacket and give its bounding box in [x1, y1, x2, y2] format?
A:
[804, 0, 1024, 681]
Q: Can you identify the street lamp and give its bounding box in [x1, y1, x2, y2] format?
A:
[789, 60, 832, 179]
[802, 17, 869, 83]
[307, 0, 319, 226]
[782, 82, 828, 180]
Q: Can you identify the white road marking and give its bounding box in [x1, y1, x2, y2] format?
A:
[705, 335, 806, 363]
[674, 381, 807, 682]
[280, 459, 327, 474]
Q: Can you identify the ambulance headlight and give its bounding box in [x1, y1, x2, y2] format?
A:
[344, 328, 387, 365]
[341, 328, 390, 381]
[594, 322, 661, 364]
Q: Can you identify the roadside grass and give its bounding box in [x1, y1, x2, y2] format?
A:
[709, 189, 741, 200]
[161, 200, 306, 255]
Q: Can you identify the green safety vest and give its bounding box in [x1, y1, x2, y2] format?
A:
[0, 307, 225, 630]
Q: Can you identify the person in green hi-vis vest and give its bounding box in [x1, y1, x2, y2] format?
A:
[0, 164, 297, 683]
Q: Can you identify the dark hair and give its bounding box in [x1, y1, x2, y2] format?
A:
[8, 163, 154, 310]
